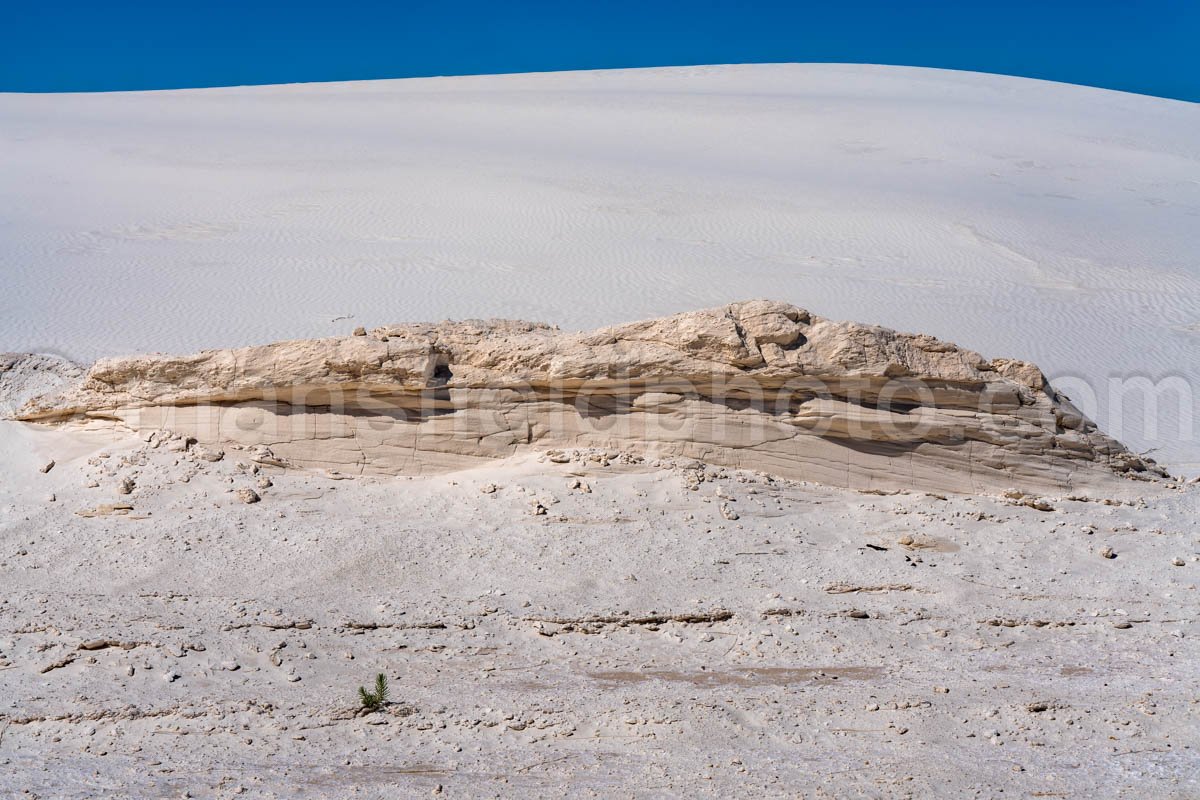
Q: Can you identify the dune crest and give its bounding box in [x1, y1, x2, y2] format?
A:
[12, 301, 1163, 494]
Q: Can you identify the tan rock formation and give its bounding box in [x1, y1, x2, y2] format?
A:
[11, 301, 1164, 494]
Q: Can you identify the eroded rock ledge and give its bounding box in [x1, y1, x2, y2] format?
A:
[10, 301, 1163, 494]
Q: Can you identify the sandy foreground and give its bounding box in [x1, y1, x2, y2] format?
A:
[0, 418, 1197, 798]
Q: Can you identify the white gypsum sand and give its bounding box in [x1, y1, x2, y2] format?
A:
[1, 64, 1197, 471]
[0, 421, 1196, 798]
[0, 65, 1198, 798]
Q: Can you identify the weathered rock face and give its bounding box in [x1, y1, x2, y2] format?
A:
[0, 353, 84, 417]
[11, 301, 1163, 494]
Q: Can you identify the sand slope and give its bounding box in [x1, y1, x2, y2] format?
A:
[1, 64, 1198, 471]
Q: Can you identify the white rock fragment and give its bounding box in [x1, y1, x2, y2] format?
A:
[193, 446, 224, 462]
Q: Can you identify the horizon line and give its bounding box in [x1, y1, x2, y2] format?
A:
[3, 61, 1196, 105]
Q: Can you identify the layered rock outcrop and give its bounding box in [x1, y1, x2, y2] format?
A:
[11, 301, 1163, 494]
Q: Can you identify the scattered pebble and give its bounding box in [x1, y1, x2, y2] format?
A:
[194, 446, 225, 462]
[235, 488, 261, 504]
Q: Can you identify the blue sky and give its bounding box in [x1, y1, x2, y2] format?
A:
[2, 1, 1197, 100]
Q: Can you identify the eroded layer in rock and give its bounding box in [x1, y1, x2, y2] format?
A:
[10, 301, 1164, 493]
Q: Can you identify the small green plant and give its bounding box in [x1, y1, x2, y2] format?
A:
[358, 673, 389, 711]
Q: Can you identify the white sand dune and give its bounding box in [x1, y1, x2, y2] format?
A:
[1, 63, 1198, 473]
[2, 65, 1199, 798]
